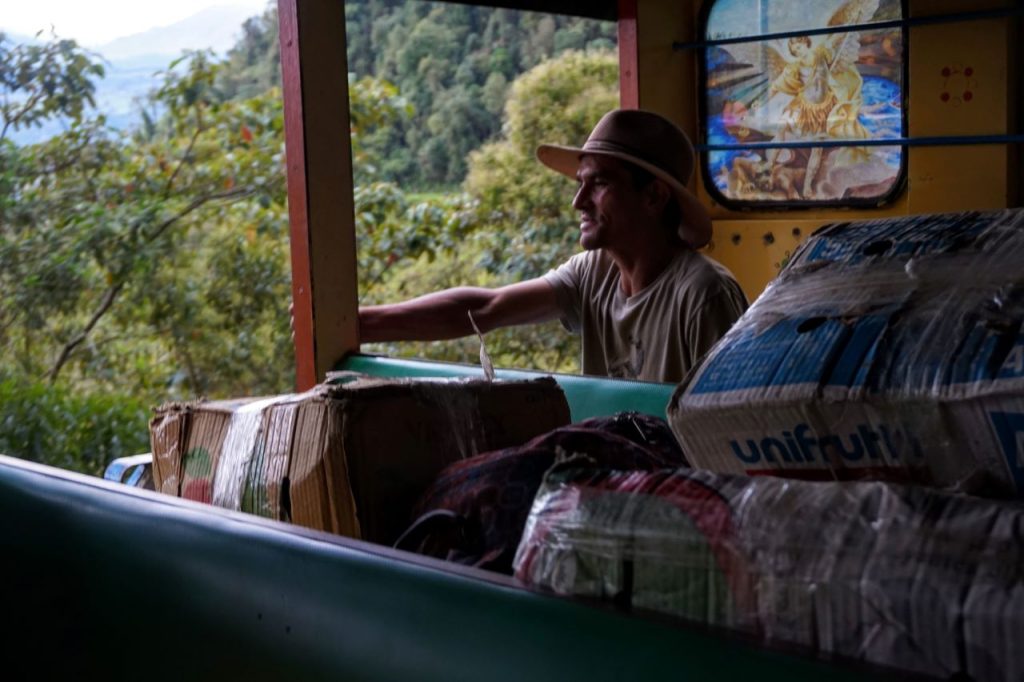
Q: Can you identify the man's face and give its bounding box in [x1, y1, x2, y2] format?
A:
[572, 155, 649, 252]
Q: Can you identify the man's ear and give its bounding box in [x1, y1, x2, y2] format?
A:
[645, 178, 672, 214]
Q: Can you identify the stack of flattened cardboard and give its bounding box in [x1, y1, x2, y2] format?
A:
[669, 209, 1024, 497]
[514, 465, 1024, 680]
[150, 376, 570, 543]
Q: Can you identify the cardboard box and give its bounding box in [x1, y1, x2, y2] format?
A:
[514, 465, 1024, 679]
[149, 377, 570, 543]
[669, 208, 1024, 497]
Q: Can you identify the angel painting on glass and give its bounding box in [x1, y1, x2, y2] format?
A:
[705, 0, 903, 204]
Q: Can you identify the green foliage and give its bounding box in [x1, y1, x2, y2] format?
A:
[0, 32, 105, 141]
[364, 50, 619, 375]
[1, 48, 289, 397]
[0, 13, 618, 476]
[358, 4, 616, 188]
[466, 50, 619, 279]
[217, 6, 281, 101]
[222, 1, 617, 190]
[0, 28, 431, 474]
[349, 75, 413, 183]
[0, 377, 149, 476]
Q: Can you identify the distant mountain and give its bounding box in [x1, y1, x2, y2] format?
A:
[92, 4, 260, 60]
[1, 30, 41, 45]
[5, 5, 262, 145]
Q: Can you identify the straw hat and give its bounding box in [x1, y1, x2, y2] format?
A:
[536, 109, 711, 249]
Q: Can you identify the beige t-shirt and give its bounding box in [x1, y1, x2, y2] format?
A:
[543, 249, 748, 383]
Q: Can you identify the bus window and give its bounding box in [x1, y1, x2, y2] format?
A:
[702, 0, 906, 207]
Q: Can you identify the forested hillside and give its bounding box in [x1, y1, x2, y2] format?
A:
[220, 0, 615, 187]
[0, 1, 617, 475]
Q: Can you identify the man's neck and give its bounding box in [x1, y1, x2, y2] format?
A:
[610, 241, 686, 297]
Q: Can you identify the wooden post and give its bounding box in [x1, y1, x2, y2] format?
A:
[618, 0, 640, 109]
[279, 0, 359, 390]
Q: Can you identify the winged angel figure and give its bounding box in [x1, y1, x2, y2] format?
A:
[726, 0, 880, 200]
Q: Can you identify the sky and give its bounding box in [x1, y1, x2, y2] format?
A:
[2, 0, 272, 46]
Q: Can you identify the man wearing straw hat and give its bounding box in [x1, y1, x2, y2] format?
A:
[359, 109, 747, 383]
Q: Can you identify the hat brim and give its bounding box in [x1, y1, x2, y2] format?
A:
[536, 143, 712, 250]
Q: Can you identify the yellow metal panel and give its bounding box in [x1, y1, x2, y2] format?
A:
[703, 219, 823, 303]
[908, 146, 1011, 212]
[634, 0, 698, 131]
[637, 0, 914, 225]
[631, 0, 1018, 299]
[907, 17, 1010, 212]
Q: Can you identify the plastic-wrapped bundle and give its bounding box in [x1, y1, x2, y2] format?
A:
[397, 412, 686, 573]
[669, 209, 1024, 497]
[514, 464, 1024, 680]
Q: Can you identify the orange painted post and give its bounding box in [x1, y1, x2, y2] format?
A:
[618, 0, 640, 109]
[279, 0, 360, 390]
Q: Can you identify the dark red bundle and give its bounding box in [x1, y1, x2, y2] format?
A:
[395, 412, 687, 574]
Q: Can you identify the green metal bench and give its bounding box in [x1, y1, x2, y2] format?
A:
[1, 454, 886, 680]
[17, 356, 897, 679]
[339, 354, 678, 422]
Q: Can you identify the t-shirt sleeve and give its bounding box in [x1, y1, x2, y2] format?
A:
[685, 284, 748, 369]
[542, 255, 585, 333]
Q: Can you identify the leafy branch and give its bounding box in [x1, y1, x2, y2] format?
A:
[47, 187, 251, 383]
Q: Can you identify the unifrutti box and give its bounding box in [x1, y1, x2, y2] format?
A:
[513, 464, 1024, 680]
[669, 209, 1024, 497]
[149, 376, 570, 543]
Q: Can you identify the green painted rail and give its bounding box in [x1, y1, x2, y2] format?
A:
[340, 354, 678, 423]
[0, 455, 891, 681]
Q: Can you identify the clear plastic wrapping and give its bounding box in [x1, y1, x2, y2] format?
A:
[213, 395, 297, 512]
[669, 208, 1024, 496]
[149, 376, 570, 541]
[514, 463, 1024, 680]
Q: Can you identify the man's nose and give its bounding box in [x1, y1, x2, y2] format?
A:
[572, 184, 589, 210]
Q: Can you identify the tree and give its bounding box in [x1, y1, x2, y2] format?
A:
[0, 32, 104, 141]
[0, 23, 618, 474]
[2, 33, 423, 397]
[466, 49, 619, 279]
[1, 50, 282, 392]
[217, 5, 282, 100]
[199, 1, 618, 190]
[364, 49, 619, 373]
[0, 33, 423, 474]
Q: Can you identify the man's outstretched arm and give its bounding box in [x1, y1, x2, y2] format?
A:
[359, 278, 561, 343]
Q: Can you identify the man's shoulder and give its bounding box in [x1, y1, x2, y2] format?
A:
[551, 249, 616, 278]
[543, 250, 616, 299]
[670, 250, 748, 308]
[672, 250, 739, 286]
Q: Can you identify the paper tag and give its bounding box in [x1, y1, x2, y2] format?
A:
[468, 311, 495, 381]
